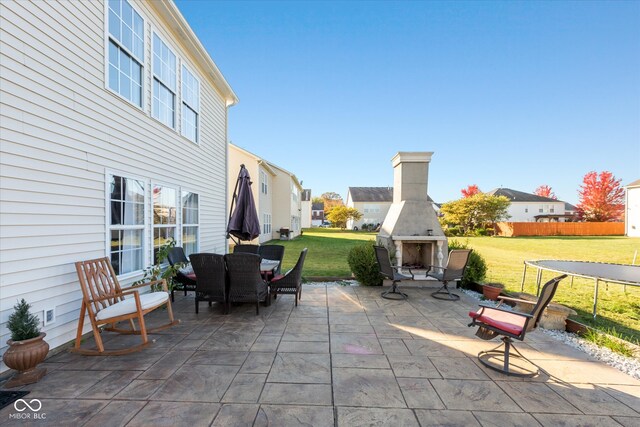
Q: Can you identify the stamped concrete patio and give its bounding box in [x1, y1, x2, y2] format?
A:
[2, 283, 639, 426]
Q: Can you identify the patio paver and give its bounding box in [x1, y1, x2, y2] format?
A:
[1, 284, 638, 426]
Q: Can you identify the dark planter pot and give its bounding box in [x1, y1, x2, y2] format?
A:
[482, 284, 504, 301]
[3, 333, 49, 388]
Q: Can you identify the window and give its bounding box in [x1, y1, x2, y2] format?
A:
[263, 213, 272, 235]
[181, 65, 200, 142]
[291, 216, 299, 232]
[108, 175, 145, 275]
[539, 206, 544, 213]
[260, 170, 268, 195]
[364, 204, 380, 214]
[107, 0, 144, 107]
[152, 33, 176, 128]
[182, 191, 199, 257]
[525, 208, 528, 213]
[153, 185, 177, 264]
[292, 186, 298, 203]
[550, 206, 555, 213]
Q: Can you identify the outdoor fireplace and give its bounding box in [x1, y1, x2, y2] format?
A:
[377, 152, 447, 273]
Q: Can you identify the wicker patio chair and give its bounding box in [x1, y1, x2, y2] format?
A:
[468, 274, 567, 377]
[189, 253, 229, 314]
[224, 253, 270, 315]
[167, 246, 197, 302]
[73, 257, 179, 355]
[258, 244, 285, 279]
[233, 244, 259, 254]
[428, 249, 472, 301]
[270, 248, 307, 306]
[374, 245, 414, 300]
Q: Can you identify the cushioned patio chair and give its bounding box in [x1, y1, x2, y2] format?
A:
[189, 253, 229, 314]
[467, 274, 567, 377]
[258, 244, 285, 280]
[270, 248, 307, 306]
[167, 246, 197, 302]
[428, 249, 472, 301]
[74, 257, 179, 355]
[374, 245, 414, 300]
[233, 244, 259, 254]
[224, 253, 270, 315]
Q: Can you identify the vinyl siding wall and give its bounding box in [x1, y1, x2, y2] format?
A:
[0, 0, 229, 369]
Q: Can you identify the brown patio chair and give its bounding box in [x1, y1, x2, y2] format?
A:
[167, 246, 197, 302]
[224, 253, 270, 315]
[73, 257, 179, 355]
[428, 249, 472, 301]
[233, 244, 259, 254]
[467, 274, 567, 377]
[189, 253, 229, 314]
[270, 248, 307, 306]
[258, 244, 285, 279]
[374, 245, 414, 300]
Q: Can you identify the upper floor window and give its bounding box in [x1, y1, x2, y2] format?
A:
[109, 175, 145, 275]
[107, 0, 144, 107]
[181, 65, 200, 143]
[260, 170, 268, 194]
[152, 33, 176, 128]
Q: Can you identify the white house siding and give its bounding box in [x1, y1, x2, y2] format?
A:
[0, 0, 233, 369]
[507, 202, 567, 222]
[627, 186, 640, 237]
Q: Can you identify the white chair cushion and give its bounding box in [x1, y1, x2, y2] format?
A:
[96, 291, 169, 321]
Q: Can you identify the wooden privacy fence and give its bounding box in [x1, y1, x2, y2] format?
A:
[495, 222, 625, 237]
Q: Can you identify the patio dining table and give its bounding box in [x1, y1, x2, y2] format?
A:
[260, 259, 280, 281]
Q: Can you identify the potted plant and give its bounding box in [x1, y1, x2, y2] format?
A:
[482, 283, 505, 300]
[3, 299, 49, 388]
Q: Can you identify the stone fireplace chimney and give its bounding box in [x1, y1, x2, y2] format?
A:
[377, 152, 447, 272]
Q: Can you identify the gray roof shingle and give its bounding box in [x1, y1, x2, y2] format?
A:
[348, 187, 435, 203]
[486, 188, 562, 203]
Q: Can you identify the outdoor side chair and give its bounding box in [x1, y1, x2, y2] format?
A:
[467, 274, 567, 377]
[189, 253, 229, 314]
[73, 257, 179, 355]
[258, 244, 285, 279]
[374, 245, 414, 300]
[167, 246, 197, 302]
[224, 253, 270, 315]
[428, 249, 472, 301]
[270, 248, 307, 306]
[233, 244, 260, 254]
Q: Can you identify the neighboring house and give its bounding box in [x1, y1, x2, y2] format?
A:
[301, 189, 312, 229]
[564, 202, 578, 221]
[486, 188, 569, 222]
[346, 187, 438, 230]
[228, 144, 277, 244]
[0, 0, 237, 369]
[311, 202, 325, 226]
[265, 162, 304, 239]
[625, 179, 640, 237]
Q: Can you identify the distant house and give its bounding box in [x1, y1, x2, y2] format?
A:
[346, 187, 438, 230]
[625, 179, 640, 237]
[486, 188, 570, 222]
[301, 189, 312, 228]
[1, 0, 237, 369]
[311, 202, 325, 226]
[228, 144, 277, 244]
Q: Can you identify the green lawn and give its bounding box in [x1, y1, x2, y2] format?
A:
[267, 230, 640, 343]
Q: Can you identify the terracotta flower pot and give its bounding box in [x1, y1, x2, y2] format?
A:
[3, 333, 49, 388]
[482, 284, 504, 301]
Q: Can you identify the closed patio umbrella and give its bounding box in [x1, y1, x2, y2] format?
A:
[227, 164, 261, 243]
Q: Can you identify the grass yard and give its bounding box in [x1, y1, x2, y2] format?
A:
[267, 230, 640, 343]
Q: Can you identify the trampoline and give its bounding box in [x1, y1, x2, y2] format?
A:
[521, 260, 640, 318]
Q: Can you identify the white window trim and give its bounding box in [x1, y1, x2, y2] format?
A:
[181, 189, 201, 255]
[103, 0, 147, 111]
[151, 29, 178, 130]
[180, 62, 201, 144]
[105, 169, 150, 280]
[151, 182, 179, 265]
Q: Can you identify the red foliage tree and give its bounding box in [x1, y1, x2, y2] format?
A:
[461, 184, 480, 198]
[534, 185, 557, 200]
[576, 171, 624, 221]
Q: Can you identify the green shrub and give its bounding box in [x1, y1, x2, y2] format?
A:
[7, 299, 41, 341]
[347, 241, 383, 286]
[474, 228, 489, 236]
[444, 226, 462, 237]
[448, 239, 487, 286]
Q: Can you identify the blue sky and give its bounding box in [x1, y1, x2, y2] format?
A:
[175, 1, 639, 204]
